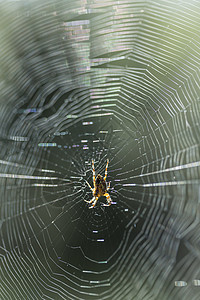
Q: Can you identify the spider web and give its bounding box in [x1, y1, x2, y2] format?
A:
[0, 0, 200, 299]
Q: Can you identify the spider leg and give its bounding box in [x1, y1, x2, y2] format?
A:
[92, 159, 95, 188]
[104, 159, 109, 181]
[84, 196, 95, 204]
[103, 192, 111, 206]
[89, 197, 98, 209]
[107, 181, 110, 190]
[86, 181, 93, 192]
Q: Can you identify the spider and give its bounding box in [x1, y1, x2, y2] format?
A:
[85, 159, 111, 209]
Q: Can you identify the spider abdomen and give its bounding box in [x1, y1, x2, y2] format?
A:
[94, 185, 107, 197]
[94, 174, 107, 197]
